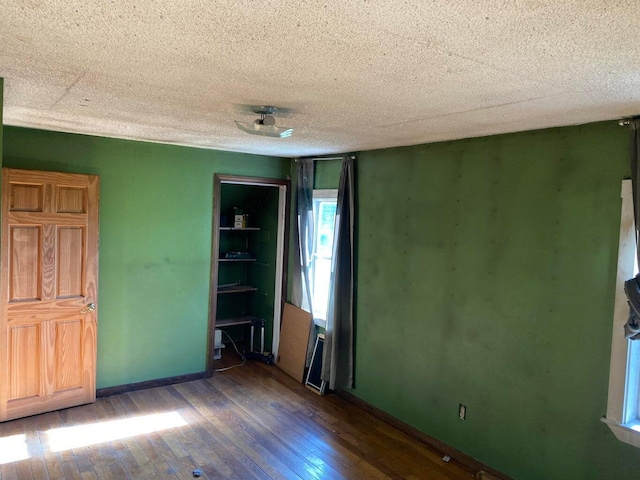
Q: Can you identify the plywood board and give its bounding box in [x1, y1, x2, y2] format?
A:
[276, 303, 312, 383]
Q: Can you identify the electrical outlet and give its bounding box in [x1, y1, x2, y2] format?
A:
[459, 404, 466, 420]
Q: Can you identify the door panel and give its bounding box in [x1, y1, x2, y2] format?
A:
[10, 226, 41, 301]
[1, 168, 99, 422]
[9, 324, 40, 400]
[57, 227, 84, 297]
[10, 183, 43, 212]
[57, 187, 86, 214]
[54, 319, 83, 392]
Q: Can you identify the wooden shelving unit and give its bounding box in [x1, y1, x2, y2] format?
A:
[206, 174, 291, 376]
[214, 223, 261, 346]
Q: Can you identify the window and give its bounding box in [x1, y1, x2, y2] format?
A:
[603, 180, 640, 447]
[309, 189, 337, 326]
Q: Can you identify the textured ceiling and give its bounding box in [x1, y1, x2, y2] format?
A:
[1, 1, 639, 158]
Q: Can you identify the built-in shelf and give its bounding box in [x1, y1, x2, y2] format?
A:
[218, 258, 256, 262]
[216, 316, 257, 327]
[217, 285, 258, 294]
[220, 227, 261, 231]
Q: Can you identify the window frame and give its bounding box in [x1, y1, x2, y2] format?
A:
[603, 179, 640, 447]
[309, 189, 338, 327]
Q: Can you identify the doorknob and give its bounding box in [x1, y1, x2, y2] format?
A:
[81, 303, 96, 313]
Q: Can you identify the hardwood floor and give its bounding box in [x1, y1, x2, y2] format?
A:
[0, 357, 476, 480]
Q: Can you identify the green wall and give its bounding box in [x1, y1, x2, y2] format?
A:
[353, 121, 640, 479]
[2, 126, 289, 389]
[315, 159, 342, 189]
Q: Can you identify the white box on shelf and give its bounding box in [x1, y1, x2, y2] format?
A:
[233, 214, 248, 228]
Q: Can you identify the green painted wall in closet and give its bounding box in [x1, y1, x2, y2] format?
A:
[2, 126, 289, 389]
[352, 122, 640, 479]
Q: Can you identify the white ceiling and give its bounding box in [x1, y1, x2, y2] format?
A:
[1, 1, 639, 158]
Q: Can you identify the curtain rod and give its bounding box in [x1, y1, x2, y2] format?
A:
[295, 155, 356, 162]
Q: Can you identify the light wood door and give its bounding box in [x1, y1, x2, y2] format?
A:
[0, 168, 99, 422]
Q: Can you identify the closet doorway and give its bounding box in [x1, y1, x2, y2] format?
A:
[206, 175, 290, 376]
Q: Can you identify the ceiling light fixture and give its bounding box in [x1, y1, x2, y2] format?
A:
[234, 106, 293, 138]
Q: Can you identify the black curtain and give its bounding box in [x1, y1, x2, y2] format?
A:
[291, 159, 317, 363]
[322, 155, 355, 390]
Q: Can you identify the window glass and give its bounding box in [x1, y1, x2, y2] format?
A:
[311, 191, 337, 324]
[604, 180, 640, 447]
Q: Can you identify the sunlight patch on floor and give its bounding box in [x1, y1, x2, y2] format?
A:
[46, 411, 187, 452]
[0, 434, 29, 465]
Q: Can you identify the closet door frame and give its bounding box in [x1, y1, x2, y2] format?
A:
[206, 174, 290, 376]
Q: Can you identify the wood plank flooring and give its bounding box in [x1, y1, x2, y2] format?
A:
[0, 357, 476, 480]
